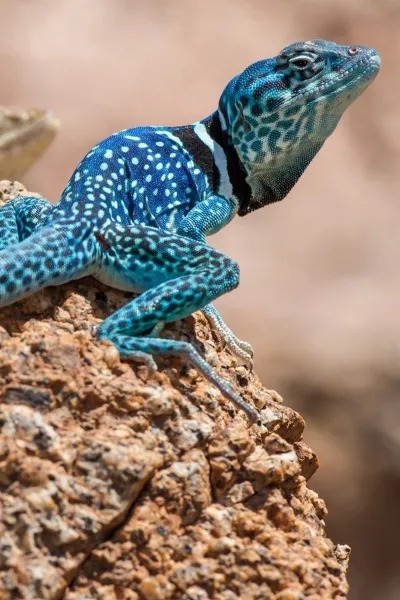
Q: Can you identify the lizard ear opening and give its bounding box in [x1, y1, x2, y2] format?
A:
[237, 100, 251, 133]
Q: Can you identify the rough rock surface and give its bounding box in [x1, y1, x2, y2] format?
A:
[0, 183, 350, 599]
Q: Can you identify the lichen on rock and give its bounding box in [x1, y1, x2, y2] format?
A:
[0, 182, 350, 599]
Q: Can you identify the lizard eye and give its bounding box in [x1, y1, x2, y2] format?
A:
[348, 46, 359, 56]
[289, 56, 313, 70]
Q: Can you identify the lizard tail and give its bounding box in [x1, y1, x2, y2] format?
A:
[0, 225, 96, 307]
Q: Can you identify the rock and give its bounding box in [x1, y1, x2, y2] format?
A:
[0, 183, 349, 599]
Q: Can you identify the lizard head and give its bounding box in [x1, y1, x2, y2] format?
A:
[218, 40, 381, 215]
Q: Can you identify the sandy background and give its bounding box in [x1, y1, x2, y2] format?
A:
[1, 0, 399, 598]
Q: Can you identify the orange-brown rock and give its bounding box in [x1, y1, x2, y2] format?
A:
[0, 183, 349, 599]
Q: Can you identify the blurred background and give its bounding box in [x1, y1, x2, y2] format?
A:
[0, 0, 399, 597]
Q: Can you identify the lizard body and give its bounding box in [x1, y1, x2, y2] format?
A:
[0, 41, 380, 423]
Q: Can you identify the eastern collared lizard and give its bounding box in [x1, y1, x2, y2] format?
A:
[0, 40, 380, 424]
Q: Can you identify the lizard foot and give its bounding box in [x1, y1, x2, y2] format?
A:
[124, 350, 158, 375]
[201, 305, 254, 364]
[93, 325, 158, 374]
[96, 330, 259, 424]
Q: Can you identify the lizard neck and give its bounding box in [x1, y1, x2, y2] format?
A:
[202, 112, 251, 210]
[195, 113, 323, 217]
[174, 112, 315, 218]
[172, 113, 251, 211]
[208, 110, 324, 216]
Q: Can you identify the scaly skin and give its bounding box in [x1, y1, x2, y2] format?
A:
[0, 40, 380, 424]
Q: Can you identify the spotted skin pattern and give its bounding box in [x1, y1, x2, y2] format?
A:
[0, 40, 380, 424]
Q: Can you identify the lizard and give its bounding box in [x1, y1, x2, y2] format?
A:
[0, 40, 380, 424]
[0, 107, 59, 180]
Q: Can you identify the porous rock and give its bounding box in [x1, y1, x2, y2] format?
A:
[0, 182, 349, 599]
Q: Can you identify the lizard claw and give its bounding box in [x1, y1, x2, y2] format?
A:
[126, 350, 158, 375]
[201, 305, 254, 364]
[221, 335, 254, 364]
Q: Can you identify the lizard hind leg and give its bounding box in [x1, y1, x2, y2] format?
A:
[0, 225, 97, 307]
[95, 223, 258, 423]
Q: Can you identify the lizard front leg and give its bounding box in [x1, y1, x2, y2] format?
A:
[95, 222, 258, 424]
[176, 195, 254, 362]
[201, 304, 254, 361]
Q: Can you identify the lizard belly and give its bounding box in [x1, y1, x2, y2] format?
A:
[93, 260, 170, 294]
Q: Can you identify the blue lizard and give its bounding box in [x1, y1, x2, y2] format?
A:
[0, 40, 380, 424]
